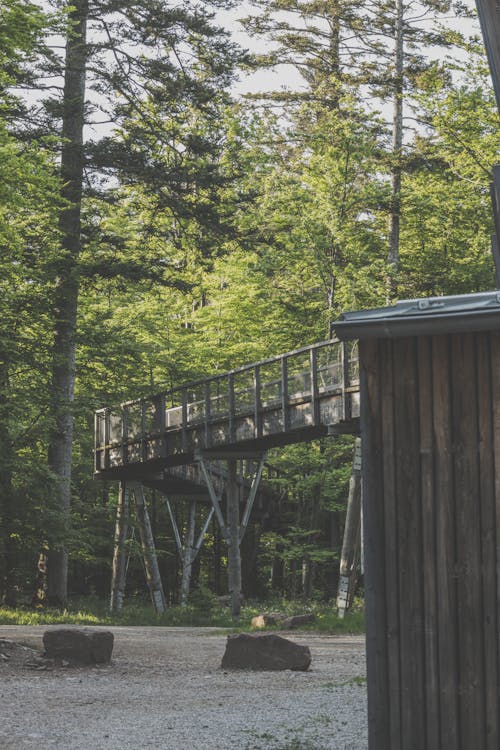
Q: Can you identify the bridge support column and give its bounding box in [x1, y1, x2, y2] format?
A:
[167, 498, 214, 605]
[181, 500, 196, 606]
[227, 459, 242, 619]
[198, 452, 267, 620]
[110, 481, 129, 612]
[133, 484, 167, 614]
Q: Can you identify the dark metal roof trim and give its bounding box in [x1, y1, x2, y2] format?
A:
[333, 291, 500, 340]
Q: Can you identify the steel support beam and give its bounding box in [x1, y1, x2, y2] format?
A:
[198, 456, 229, 541]
[239, 455, 267, 542]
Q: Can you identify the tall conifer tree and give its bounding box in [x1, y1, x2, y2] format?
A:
[33, 0, 241, 604]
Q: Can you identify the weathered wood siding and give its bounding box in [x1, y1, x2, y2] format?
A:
[361, 331, 500, 750]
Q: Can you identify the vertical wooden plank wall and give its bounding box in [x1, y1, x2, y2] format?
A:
[360, 331, 500, 750]
[360, 340, 389, 745]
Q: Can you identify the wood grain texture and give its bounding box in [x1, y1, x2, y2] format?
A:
[393, 337, 425, 750]
[490, 331, 500, 749]
[360, 339, 389, 749]
[452, 333, 485, 749]
[358, 329, 500, 750]
[418, 336, 440, 748]
[476, 332, 499, 749]
[430, 334, 459, 749]
[379, 338, 401, 748]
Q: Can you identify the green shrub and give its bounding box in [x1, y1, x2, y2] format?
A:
[0, 596, 365, 634]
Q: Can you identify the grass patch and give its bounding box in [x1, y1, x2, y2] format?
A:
[0, 606, 107, 627]
[0, 596, 365, 634]
[0, 600, 235, 628]
[304, 608, 365, 635]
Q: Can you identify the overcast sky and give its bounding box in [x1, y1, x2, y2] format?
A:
[215, 0, 482, 98]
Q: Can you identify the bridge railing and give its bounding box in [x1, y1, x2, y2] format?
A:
[95, 338, 359, 473]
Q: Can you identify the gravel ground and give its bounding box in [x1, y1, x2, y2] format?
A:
[0, 625, 367, 750]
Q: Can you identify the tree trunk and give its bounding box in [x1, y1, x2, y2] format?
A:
[328, 510, 342, 594]
[226, 459, 241, 619]
[110, 482, 129, 612]
[191, 548, 201, 592]
[302, 557, 314, 598]
[0, 367, 16, 607]
[213, 517, 222, 593]
[180, 500, 197, 605]
[337, 438, 362, 617]
[289, 558, 298, 600]
[271, 544, 285, 593]
[133, 485, 167, 614]
[47, 0, 88, 605]
[325, 10, 341, 109]
[387, 0, 404, 299]
[32, 550, 49, 607]
[241, 520, 261, 598]
[303, 485, 320, 598]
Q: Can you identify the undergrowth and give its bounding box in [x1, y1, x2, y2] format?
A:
[0, 595, 365, 634]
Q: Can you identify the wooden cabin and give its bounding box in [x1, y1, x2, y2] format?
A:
[334, 290, 500, 750]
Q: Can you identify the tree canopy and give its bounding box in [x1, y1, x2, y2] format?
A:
[0, 0, 498, 608]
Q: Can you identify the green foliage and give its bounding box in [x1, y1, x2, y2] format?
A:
[0, 0, 49, 94]
[396, 47, 499, 297]
[1, 0, 245, 603]
[0, 597, 365, 633]
[0, 0, 497, 608]
[0, 1, 64, 604]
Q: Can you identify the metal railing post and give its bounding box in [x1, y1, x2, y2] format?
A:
[104, 408, 110, 470]
[159, 394, 166, 458]
[181, 388, 188, 452]
[310, 347, 320, 425]
[341, 341, 351, 421]
[140, 400, 147, 462]
[122, 405, 129, 465]
[228, 373, 235, 442]
[204, 380, 211, 448]
[281, 356, 290, 432]
[254, 364, 262, 438]
[94, 411, 100, 472]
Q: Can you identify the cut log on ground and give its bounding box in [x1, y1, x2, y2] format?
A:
[251, 613, 286, 628]
[281, 613, 316, 629]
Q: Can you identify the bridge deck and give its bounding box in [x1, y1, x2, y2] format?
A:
[94, 338, 360, 481]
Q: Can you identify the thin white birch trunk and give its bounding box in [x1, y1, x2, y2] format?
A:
[110, 482, 129, 612]
[337, 438, 362, 617]
[180, 500, 197, 605]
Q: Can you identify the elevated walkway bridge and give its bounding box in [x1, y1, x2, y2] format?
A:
[98, 338, 360, 616]
[94, 338, 360, 484]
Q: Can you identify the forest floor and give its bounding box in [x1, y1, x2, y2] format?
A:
[0, 625, 367, 750]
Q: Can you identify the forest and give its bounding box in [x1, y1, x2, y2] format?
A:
[0, 0, 498, 617]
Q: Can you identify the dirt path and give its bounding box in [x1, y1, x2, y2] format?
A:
[0, 625, 367, 750]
